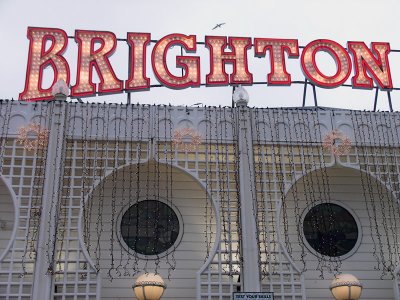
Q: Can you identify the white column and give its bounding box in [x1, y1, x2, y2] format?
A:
[31, 101, 67, 300]
[236, 101, 261, 292]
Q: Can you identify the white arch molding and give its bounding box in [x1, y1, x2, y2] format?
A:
[77, 160, 220, 300]
[0, 173, 19, 263]
[279, 162, 400, 299]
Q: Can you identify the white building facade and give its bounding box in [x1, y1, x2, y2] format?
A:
[0, 100, 400, 299]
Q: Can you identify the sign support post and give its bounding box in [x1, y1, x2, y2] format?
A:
[31, 101, 67, 300]
[235, 96, 261, 292]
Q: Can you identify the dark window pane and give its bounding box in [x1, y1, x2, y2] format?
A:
[120, 200, 180, 256]
[303, 203, 358, 257]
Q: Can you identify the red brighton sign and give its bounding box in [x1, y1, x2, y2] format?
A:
[19, 27, 393, 101]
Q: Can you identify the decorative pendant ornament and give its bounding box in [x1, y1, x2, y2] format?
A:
[51, 79, 69, 101]
[172, 127, 202, 151]
[323, 130, 352, 156]
[17, 123, 50, 151]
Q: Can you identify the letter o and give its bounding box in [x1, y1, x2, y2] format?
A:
[301, 39, 352, 88]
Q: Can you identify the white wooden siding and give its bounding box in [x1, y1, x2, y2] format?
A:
[85, 163, 215, 300]
[284, 167, 398, 299]
[0, 179, 14, 260]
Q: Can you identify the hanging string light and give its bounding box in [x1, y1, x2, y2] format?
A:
[122, 104, 135, 277]
[254, 108, 274, 279]
[84, 103, 102, 259]
[154, 106, 163, 274]
[107, 103, 123, 280]
[116, 105, 129, 278]
[270, 109, 291, 255]
[21, 102, 49, 276]
[369, 112, 396, 276]
[351, 111, 387, 275]
[261, 109, 280, 276]
[363, 112, 394, 276]
[292, 109, 326, 276]
[310, 110, 342, 275]
[311, 111, 342, 276]
[222, 107, 233, 275]
[284, 109, 307, 271]
[164, 104, 175, 279]
[167, 106, 177, 278]
[216, 107, 232, 275]
[94, 103, 109, 272]
[380, 112, 400, 261]
[55, 103, 78, 274]
[81, 101, 92, 254]
[224, 107, 242, 275]
[79, 102, 98, 282]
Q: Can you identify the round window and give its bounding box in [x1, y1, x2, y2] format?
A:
[303, 203, 359, 257]
[120, 200, 181, 256]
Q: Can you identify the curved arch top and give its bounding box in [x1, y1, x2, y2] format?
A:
[0, 174, 19, 263]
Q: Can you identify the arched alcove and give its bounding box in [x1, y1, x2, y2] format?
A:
[282, 166, 399, 300]
[81, 161, 216, 300]
[0, 177, 16, 261]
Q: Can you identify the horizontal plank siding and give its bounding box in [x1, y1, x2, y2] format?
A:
[283, 167, 397, 299]
[0, 180, 14, 259]
[85, 164, 216, 299]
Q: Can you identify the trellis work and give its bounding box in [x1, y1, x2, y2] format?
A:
[0, 101, 399, 299]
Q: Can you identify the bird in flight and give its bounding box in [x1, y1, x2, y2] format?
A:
[212, 23, 225, 30]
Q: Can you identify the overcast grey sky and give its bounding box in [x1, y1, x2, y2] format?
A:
[1, 0, 400, 110]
